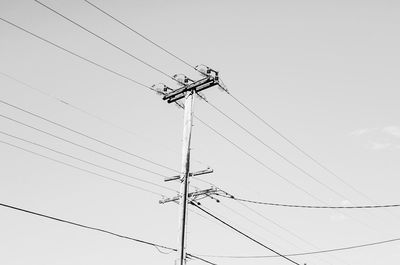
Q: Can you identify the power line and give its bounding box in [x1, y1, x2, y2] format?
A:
[73, 0, 377, 211]
[0, 130, 176, 194]
[78, 0, 367, 209]
[82, 0, 196, 71]
[192, 203, 302, 265]
[205, 99, 348, 200]
[196, 235, 400, 259]
[194, 114, 392, 237]
[0, 112, 170, 180]
[218, 193, 400, 209]
[48, 0, 398, 222]
[0, 17, 154, 91]
[217, 201, 300, 250]
[193, 114, 327, 204]
[196, 181, 345, 265]
[0, 99, 179, 174]
[0, 70, 208, 170]
[0, 201, 217, 265]
[34, 0, 174, 81]
[224, 89, 379, 206]
[0, 140, 164, 197]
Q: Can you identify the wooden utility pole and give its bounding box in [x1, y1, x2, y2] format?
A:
[155, 67, 220, 265]
[176, 90, 194, 265]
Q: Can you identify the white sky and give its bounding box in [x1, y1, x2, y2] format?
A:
[1, 0, 400, 265]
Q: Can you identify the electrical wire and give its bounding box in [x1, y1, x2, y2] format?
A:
[0, 17, 154, 91]
[216, 201, 299, 250]
[224, 90, 382, 207]
[82, 0, 196, 71]
[194, 114, 393, 237]
[218, 193, 400, 209]
[193, 114, 326, 204]
[234, 200, 346, 265]
[78, 0, 399, 219]
[196, 235, 400, 259]
[192, 203, 302, 265]
[0, 130, 177, 193]
[0, 113, 169, 180]
[74, 0, 379, 214]
[34, 0, 174, 81]
[77, 0, 400, 224]
[193, 182, 346, 265]
[0, 99, 179, 174]
[205, 99, 348, 200]
[0, 201, 217, 265]
[0, 140, 164, 197]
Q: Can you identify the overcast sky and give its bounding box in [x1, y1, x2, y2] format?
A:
[1, 0, 400, 265]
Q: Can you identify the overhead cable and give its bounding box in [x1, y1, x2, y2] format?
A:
[218, 193, 400, 209]
[0, 201, 217, 265]
[0, 130, 176, 193]
[205, 99, 347, 200]
[0, 17, 154, 91]
[0, 99, 179, 173]
[193, 114, 326, 203]
[192, 203, 302, 265]
[196, 236, 400, 259]
[0, 113, 169, 180]
[0, 140, 164, 197]
[34, 0, 174, 81]
[82, 0, 196, 71]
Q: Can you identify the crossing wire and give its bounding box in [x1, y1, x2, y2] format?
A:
[77, 0, 381, 210]
[192, 203, 302, 265]
[47, 1, 346, 208]
[2, 10, 390, 236]
[193, 115, 395, 237]
[196, 236, 400, 259]
[0, 201, 217, 265]
[191, 181, 346, 265]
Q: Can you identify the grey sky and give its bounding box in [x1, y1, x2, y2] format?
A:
[1, 0, 400, 264]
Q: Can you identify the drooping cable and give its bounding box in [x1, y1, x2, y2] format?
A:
[218, 193, 400, 209]
[0, 201, 217, 265]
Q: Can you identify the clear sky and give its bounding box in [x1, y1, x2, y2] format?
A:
[1, 0, 400, 265]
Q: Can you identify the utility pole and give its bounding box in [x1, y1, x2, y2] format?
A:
[154, 66, 220, 265]
[176, 89, 194, 265]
